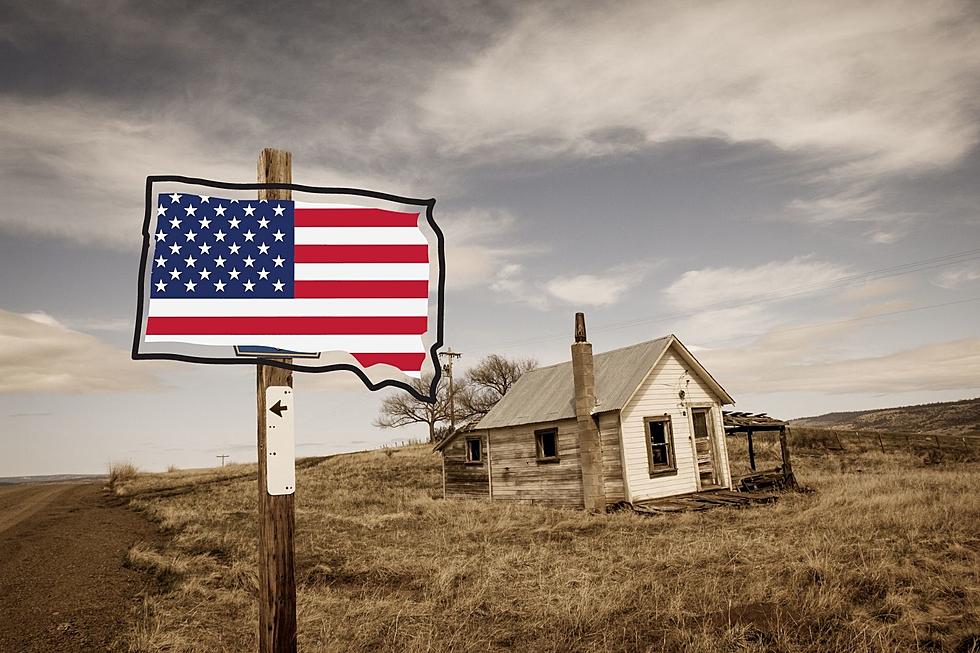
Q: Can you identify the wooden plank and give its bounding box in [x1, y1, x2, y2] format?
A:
[698, 494, 745, 505]
[488, 419, 585, 508]
[256, 148, 296, 653]
[599, 412, 626, 504]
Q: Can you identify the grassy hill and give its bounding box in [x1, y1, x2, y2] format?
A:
[791, 397, 980, 436]
[115, 444, 980, 652]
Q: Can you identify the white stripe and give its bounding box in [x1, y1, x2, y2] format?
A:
[292, 201, 373, 209]
[147, 298, 429, 317]
[294, 263, 429, 281]
[294, 227, 426, 245]
[144, 334, 426, 352]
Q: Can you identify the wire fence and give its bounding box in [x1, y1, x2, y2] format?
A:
[788, 426, 980, 456]
[726, 426, 980, 476]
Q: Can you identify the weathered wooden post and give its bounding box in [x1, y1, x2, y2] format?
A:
[833, 430, 845, 451]
[876, 431, 885, 454]
[746, 428, 756, 472]
[133, 151, 445, 653]
[256, 148, 297, 653]
[779, 425, 795, 488]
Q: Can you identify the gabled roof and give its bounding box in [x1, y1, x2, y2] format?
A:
[475, 335, 733, 431]
[431, 420, 480, 452]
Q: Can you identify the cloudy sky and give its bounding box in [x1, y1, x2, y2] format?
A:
[2, 0, 979, 475]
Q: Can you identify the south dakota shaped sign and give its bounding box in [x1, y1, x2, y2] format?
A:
[133, 177, 445, 401]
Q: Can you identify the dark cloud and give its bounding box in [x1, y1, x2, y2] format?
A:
[0, 0, 517, 158]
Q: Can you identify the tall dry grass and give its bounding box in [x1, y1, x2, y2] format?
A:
[117, 445, 980, 653]
[108, 461, 139, 490]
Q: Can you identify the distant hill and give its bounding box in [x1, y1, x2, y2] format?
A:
[791, 397, 980, 436]
[0, 473, 106, 485]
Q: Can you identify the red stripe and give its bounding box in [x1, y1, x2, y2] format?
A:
[295, 280, 428, 298]
[294, 245, 428, 263]
[145, 316, 427, 335]
[295, 208, 419, 227]
[352, 352, 426, 371]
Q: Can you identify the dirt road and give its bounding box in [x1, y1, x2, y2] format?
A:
[0, 482, 161, 652]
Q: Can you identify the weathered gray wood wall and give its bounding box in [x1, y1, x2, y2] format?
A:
[442, 432, 490, 499]
[598, 412, 626, 504]
[442, 414, 628, 509]
[487, 418, 583, 508]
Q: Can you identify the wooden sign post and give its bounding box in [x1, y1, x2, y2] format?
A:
[133, 147, 444, 652]
[256, 148, 297, 653]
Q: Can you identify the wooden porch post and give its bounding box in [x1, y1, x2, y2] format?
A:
[779, 425, 795, 488]
[747, 428, 756, 472]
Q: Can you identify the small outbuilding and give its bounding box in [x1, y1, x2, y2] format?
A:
[435, 313, 738, 511]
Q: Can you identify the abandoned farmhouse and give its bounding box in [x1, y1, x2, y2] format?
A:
[435, 314, 751, 511]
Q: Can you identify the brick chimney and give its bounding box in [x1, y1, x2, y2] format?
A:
[571, 312, 606, 512]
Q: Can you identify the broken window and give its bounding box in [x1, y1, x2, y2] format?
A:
[645, 415, 676, 476]
[535, 428, 559, 462]
[465, 437, 482, 463]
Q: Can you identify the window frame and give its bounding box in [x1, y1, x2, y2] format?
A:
[644, 415, 677, 478]
[464, 436, 483, 465]
[534, 427, 560, 464]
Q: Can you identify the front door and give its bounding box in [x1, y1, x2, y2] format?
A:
[691, 408, 718, 488]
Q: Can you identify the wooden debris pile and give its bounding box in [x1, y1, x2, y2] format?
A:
[630, 489, 777, 515]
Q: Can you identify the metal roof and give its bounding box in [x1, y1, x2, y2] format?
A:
[476, 336, 673, 430]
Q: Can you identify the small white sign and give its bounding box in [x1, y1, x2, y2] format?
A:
[265, 385, 295, 496]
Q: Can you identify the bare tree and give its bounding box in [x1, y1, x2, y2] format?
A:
[373, 375, 452, 443]
[460, 354, 538, 419]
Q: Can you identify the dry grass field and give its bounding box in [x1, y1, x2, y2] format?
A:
[116, 438, 980, 653]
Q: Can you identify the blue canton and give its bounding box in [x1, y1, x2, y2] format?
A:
[149, 194, 295, 299]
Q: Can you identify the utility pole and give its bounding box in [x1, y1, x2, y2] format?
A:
[216, 455, 230, 467]
[439, 348, 462, 432]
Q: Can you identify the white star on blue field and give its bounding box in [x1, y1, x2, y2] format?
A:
[150, 195, 293, 299]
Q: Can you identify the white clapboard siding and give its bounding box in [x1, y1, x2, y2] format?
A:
[620, 348, 732, 502]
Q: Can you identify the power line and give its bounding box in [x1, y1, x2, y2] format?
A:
[696, 296, 980, 349]
[488, 247, 980, 349]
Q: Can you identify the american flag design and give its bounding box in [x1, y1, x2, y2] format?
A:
[137, 188, 440, 383]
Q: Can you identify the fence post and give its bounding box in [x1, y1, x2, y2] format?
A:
[876, 432, 885, 454]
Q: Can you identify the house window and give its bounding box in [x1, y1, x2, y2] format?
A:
[644, 415, 676, 477]
[464, 437, 482, 464]
[535, 428, 559, 463]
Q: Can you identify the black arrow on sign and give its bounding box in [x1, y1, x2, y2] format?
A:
[270, 400, 288, 418]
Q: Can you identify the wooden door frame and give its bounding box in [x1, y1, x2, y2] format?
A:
[687, 403, 719, 490]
